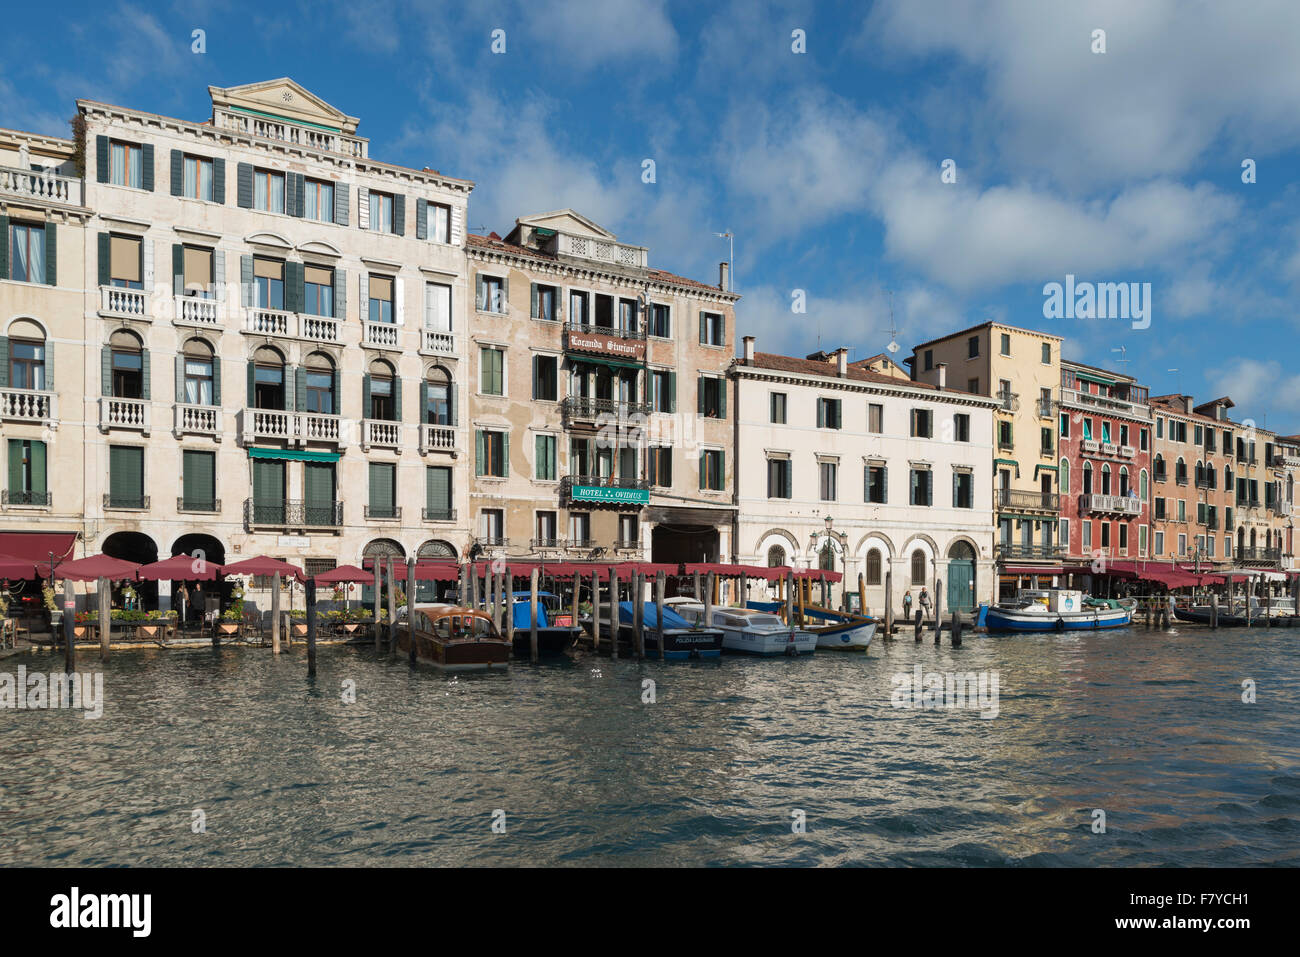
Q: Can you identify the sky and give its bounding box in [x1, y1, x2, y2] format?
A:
[4, 0, 1299, 434]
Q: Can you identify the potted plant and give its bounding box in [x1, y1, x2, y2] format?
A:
[73, 609, 98, 639]
[289, 608, 309, 637]
[135, 609, 175, 640]
[43, 583, 60, 631]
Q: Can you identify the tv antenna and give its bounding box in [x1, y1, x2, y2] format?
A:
[1111, 346, 1129, 370]
[885, 290, 900, 355]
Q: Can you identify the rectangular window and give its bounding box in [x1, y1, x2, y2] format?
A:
[481, 509, 505, 540]
[770, 392, 787, 424]
[480, 347, 504, 396]
[535, 284, 558, 321]
[181, 449, 217, 511]
[865, 464, 887, 503]
[425, 466, 453, 519]
[1082, 520, 1092, 551]
[369, 191, 394, 232]
[253, 168, 285, 213]
[1154, 530, 1164, 555]
[182, 154, 213, 201]
[532, 355, 558, 401]
[970, 335, 981, 359]
[953, 414, 970, 442]
[618, 298, 638, 333]
[699, 376, 725, 418]
[923, 349, 933, 371]
[999, 333, 1010, 356]
[7, 438, 47, 504]
[1041, 426, 1053, 455]
[648, 446, 672, 487]
[1101, 522, 1111, 549]
[300, 264, 333, 317]
[953, 471, 973, 508]
[651, 371, 673, 413]
[368, 274, 394, 323]
[819, 462, 838, 501]
[108, 445, 145, 508]
[535, 511, 558, 543]
[569, 512, 591, 546]
[479, 275, 505, 313]
[767, 458, 791, 499]
[1177, 533, 1187, 556]
[424, 282, 452, 332]
[909, 469, 933, 507]
[1060, 412, 1070, 438]
[7, 222, 46, 283]
[110, 140, 143, 188]
[649, 303, 671, 337]
[998, 420, 1013, 448]
[1042, 342, 1051, 364]
[817, 397, 842, 429]
[967, 377, 979, 394]
[534, 433, 557, 481]
[428, 202, 450, 243]
[700, 311, 724, 346]
[911, 408, 933, 438]
[254, 257, 285, 310]
[182, 245, 214, 298]
[479, 430, 507, 477]
[868, 403, 883, 434]
[1119, 522, 1128, 553]
[569, 290, 588, 326]
[304, 178, 334, 223]
[618, 514, 638, 545]
[701, 449, 724, 491]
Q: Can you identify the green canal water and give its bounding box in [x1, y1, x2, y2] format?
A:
[2, 625, 1298, 866]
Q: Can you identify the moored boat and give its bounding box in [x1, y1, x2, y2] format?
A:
[397, 603, 510, 671]
[983, 589, 1130, 632]
[590, 601, 724, 658]
[664, 598, 817, 656]
[745, 600, 875, 649]
[502, 591, 583, 655]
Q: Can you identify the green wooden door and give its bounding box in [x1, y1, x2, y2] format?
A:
[252, 458, 285, 524]
[947, 560, 975, 613]
[304, 462, 335, 526]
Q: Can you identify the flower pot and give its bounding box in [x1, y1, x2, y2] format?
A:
[217, 622, 241, 636]
[136, 624, 164, 640]
[341, 622, 361, 635]
[291, 622, 308, 637]
[73, 625, 92, 640]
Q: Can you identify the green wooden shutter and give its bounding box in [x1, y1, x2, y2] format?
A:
[175, 355, 185, 402]
[369, 463, 394, 512]
[697, 375, 704, 415]
[95, 135, 108, 182]
[448, 383, 457, 426]
[101, 346, 112, 396]
[212, 357, 222, 406]
[240, 255, 254, 307]
[0, 337, 8, 389]
[183, 450, 215, 507]
[475, 430, 485, 477]
[98, 232, 110, 287]
[362, 375, 371, 416]
[392, 194, 405, 235]
[246, 361, 255, 405]
[667, 371, 676, 412]
[333, 268, 346, 319]
[475, 273, 485, 311]
[43, 222, 55, 285]
[393, 375, 402, 421]
[141, 144, 154, 191]
[530, 282, 539, 318]
[141, 349, 151, 400]
[29, 441, 45, 495]
[109, 446, 143, 503]
[427, 466, 450, 513]
[305, 462, 333, 507]
[213, 158, 225, 203]
[419, 379, 429, 424]
[698, 451, 706, 490]
[882, 465, 888, 504]
[698, 310, 705, 343]
[0, 213, 8, 279]
[331, 368, 339, 412]
[535, 434, 546, 479]
[172, 243, 184, 296]
[953, 472, 960, 508]
[236, 162, 252, 208]
[416, 198, 427, 239]
[502, 432, 510, 476]
[170, 149, 183, 196]
[719, 379, 727, 418]
[285, 261, 304, 314]
[817, 400, 825, 428]
[284, 364, 297, 411]
[295, 366, 306, 412]
[7, 440, 21, 494]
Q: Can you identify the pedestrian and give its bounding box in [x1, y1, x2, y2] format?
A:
[919, 586, 933, 619]
[902, 589, 913, 620]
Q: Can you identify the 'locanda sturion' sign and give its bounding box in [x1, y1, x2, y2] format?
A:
[566, 330, 646, 361]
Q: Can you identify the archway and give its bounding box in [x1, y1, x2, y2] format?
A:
[103, 531, 158, 609]
[170, 533, 228, 624]
[362, 538, 405, 603]
[947, 540, 976, 612]
[415, 539, 457, 601]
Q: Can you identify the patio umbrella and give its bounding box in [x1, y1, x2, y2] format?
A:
[55, 554, 141, 582]
[0, 553, 37, 580]
[222, 556, 305, 581]
[313, 564, 374, 585]
[137, 554, 225, 581]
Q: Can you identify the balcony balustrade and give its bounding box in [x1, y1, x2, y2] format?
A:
[1080, 493, 1143, 516]
[240, 408, 342, 447]
[99, 396, 150, 433]
[173, 403, 222, 438]
[244, 306, 294, 337]
[177, 497, 221, 513]
[997, 543, 1066, 560]
[996, 488, 1060, 511]
[2, 490, 51, 507]
[243, 499, 343, 529]
[561, 395, 651, 424]
[420, 329, 458, 356]
[0, 165, 81, 205]
[300, 314, 341, 343]
[419, 423, 456, 453]
[363, 320, 400, 349]
[104, 493, 149, 510]
[363, 505, 402, 522]
[0, 388, 57, 427]
[174, 295, 220, 326]
[564, 321, 647, 343]
[422, 507, 457, 522]
[361, 419, 401, 450]
[100, 285, 148, 319]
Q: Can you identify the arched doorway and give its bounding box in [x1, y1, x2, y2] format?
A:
[362, 538, 405, 603]
[170, 534, 228, 625]
[103, 531, 158, 609]
[415, 540, 457, 602]
[947, 541, 976, 612]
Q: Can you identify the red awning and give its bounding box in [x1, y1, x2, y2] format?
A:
[0, 553, 38, 580]
[223, 556, 305, 581]
[1001, 565, 1065, 575]
[0, 532, 76, 569]
[56, 554, 140, 582]
[412, 562, 461, 582]
[1141, 567, 1196, 589]
[313, 564, 375, 585]
[137, 554, 225, 581]
[792, 569, 843, 583]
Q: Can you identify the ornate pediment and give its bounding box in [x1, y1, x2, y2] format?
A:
[516, 209, 616, 241]
[209, 78, 360, 135]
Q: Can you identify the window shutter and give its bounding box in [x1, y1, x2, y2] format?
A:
[246, 361, 255, 405]
[362, 374, 371, 415]
[333, 182, 349, 225]
[101, 346, 112, 396]
[953, 472, 960, 508]
[450, 206, 463, 245]
[175, 355, 185, 402]
[240, 254, 254, 307]
[293, 366, 305, 412]
[698, 451, 706, 490]
[699, 310, 705, 343]
[172, 243, 184, 296]
[213, 248, 225, 301]
[502, 432, 510, 476]
[141, 349, 151, 400]
[419, 379, 428, 423]
[0, 337, 8, 389]
[30, 441, 46, 494]
[817, 400, 825, 428]
[415, 198, 427, 240]
[449, 383, 457, 426]
[293, 173, 305, 217]
[328, 268, 345, 319]
[359, 273, 369, 321]
[393, 375, 402, 421]
[395, 276, 405, 325]
[285, 261, 304, 314]
[535, 434, 546, 479]
[475, 430, 484, 477]
[475, 273, 485, 311]
[211, 356, 222, 405]
[284, 364, 297, 412]
[0, 214, 8, 279]
[882, 465, 888, 504]
[7, 440, 22, 492]
[141, 144, 155, 191]
[43, 222, 56, 285]
[667, 372, 676, 413]
[530, 282, 539, 318]
[783, 461, 791, 499]
[696, 374, 703, 415]
[170, 149, 183, 196]
[236, 162, 252, 208]
[213, 158, 225, 204]
[392, 193, 405, 235]
[719, 380, 726, 418]
[502, 275, 509, 309]
[358, 187, 370, 229]
[96, 135, 109, 183]
[143, 238, 154, 291]
[719, 451, 726, 490]
[331, 368, 339, 410]
[97, 232, 110, 287]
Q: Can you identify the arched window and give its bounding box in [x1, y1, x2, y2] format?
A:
[1118, 466, 1129, 497]
[303, 352, 335, 414]
[418, 540, 456, 560]
[766, 544, 785, 567]
[1205, 463, 1216, 490]
[1059, 458, 1070, 494]
[367, 359, 397, 421]
[253, 346, 285, 409]
[1140, 469, 1148, 500]
[1101, 463, 1112, 496]
[1154, 453, 1165, 481]
[7, 319, 47, 391]
[1175, 457, 1186, 484]
[866, 548, 882, 586]
[1225, 464, 1233, 489]
[910, 550, 926, 585]
[1082, 460, 1093, 494]
[1195, 460, 1204, 486]
[424, 366, 453, 425]
[182, 338, 215, 405]
[109, 330, 144, 399]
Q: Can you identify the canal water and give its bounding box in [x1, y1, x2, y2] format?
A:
[3, 625, 1298, 866]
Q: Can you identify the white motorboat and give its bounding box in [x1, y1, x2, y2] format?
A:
[664, 599, 817, 656]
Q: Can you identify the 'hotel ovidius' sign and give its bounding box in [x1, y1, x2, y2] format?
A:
[570, 485, 650, 505]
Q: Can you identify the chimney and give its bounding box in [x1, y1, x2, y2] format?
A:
[1183, 396, 1193, 414]
[742, 335, 755, 363]
[836, 348, 848, 377]
[937, 362, 947, 388]
[719, 261, 730, 292]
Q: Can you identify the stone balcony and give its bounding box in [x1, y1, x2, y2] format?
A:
[239, 408, 342, 447]
[99, 396, 150, 434]
[174, 403, 222, 438]
[0, 388, 58, 428]
[1080, 493, 1143, 516]
[100, 285, 149, 320]
[419, 424, 456, 453]
[362, 320, 400, 349]
[419, 329, 458, 357]
[174, 295, 221, 328]
[361, 419, 401, 451]
[0, 165, 81, 205]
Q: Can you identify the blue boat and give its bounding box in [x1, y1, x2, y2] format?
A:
[983, 590, 1131, 633]
[502, 592, 583, 655]
[589, 601, 725, 658]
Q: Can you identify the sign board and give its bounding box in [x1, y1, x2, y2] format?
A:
[566, 330, 646, 362]
[569, 485, 650, 505]
[277, 536, 312, 549]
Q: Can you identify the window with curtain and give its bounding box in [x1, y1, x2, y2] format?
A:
[183, 341, 214, 405]
[255, 258, 285, 309]
[110, 140, 143, 188]
[370, 191, 394, 232]
[183, 155, 213, 201]
[183, 246, 213, 298]
[425, 371, 451, 424]
[9, 338, 45, 390]
[7, 223, 45, 283]
[429, 203, 450, 242]
[368, 274, 394, 322]
[303, 265, 334, 317]
[305, 355, 334, 414]
[304, 178, 334, 222]
[254, 168, 285, 213]
[109, 235, 142, 289]
[425, 282, 452, 330]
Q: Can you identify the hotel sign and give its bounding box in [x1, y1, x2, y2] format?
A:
[570, 485, 650, 505]
[566, 330, 646, 362]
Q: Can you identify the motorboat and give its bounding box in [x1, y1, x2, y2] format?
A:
[744, 600, 875, 649]
[501, 591, 583, 655]
[589, 601, 724, 659]
[664, 598, 817, 656]
[982, 589, 1130, 632]
[397, 603, 510, 671]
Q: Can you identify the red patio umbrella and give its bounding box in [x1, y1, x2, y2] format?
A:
[55, 554, 140, 582]
[0, 553, 37, 580]
[313, 564, 375, 585]
[222, 556, 305, 581]
[413, 562, 462, 581]
[137, 554, 225, 581]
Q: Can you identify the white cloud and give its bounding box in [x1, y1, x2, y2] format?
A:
[1205, 358, 1300, 429]
[519, 0, 678, 70]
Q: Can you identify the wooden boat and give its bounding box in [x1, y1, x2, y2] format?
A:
[665, 598, 816, 656]
[982, 589, 1130, 632]
[745, 600, 875, 649]
[502, 592, 583, 655]
[589, 601, 724, 658]
[397, 603, 510, 671]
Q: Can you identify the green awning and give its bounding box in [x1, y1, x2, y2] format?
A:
[994, 457, 1020, 478]
[1034, 464, 1059, 475]
[1074, 371, 1115, 387]
[571, 355, 643, 372]
[248, 448, 341, 463]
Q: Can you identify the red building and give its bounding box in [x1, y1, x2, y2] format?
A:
[1057, 361, 1153, 566]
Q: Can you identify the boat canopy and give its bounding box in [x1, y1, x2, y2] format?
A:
[509, 598, 552, 629]
[616, 601, 693, 630]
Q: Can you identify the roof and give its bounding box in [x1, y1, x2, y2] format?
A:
[1062, 358, 1139, 384]
[465, 233, 731, 295]
[738, 351, 994, 402]
[910, 319, 1064, 353]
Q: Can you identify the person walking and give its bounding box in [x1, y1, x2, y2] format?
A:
[918, 586, 933, 621]
[902, 589, 913, 621]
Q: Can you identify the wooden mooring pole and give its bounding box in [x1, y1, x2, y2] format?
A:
[372, 560, 383, 650]
[655, 571, 666, 661]
[633, 572, 645, 660]
[529, 568, 539, 663]
[271, 572, 282, 656]
[607, 565, 619, 657]
[1210, 592, 1219, 629]
[305, 580, 317, 678]
[98, 576, 110, 662]
[884, 569, 893, 639]
[62, 577, 75, 673]
[386, 559, 397, 650]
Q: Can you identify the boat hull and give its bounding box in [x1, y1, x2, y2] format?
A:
[984, 607, 1130, 632]
[720, 628, 817, 656]
[1175, 608, 1300, 628]
[810, 619, 875, 649]
[397, 627, 511, 671]
[509, 626, 582, 656]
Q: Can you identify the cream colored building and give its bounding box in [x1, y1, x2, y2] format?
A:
[2, 78, 476, 607]
[909, 322, 1063, 595]
[733, 338, 998, 614]
[464, 211, 738, 565]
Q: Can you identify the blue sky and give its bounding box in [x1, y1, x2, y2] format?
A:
[4, 0, 1299, 433]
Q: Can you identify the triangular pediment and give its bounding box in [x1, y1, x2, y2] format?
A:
[516, 209, 616, 241]
[209, 78, 360, 134]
